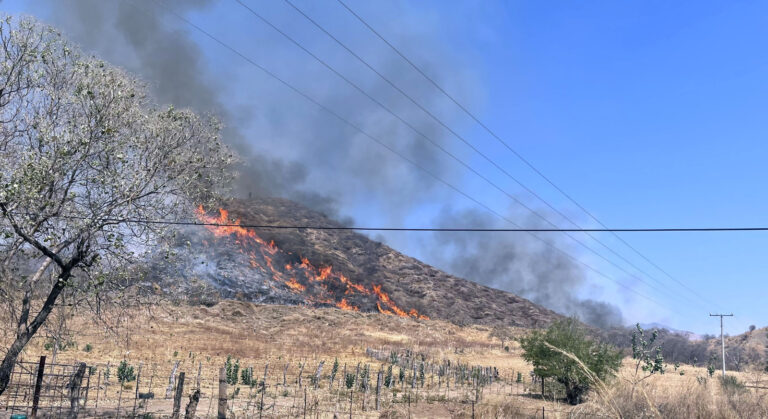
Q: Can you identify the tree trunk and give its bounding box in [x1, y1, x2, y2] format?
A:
[0, 275, 69, 396]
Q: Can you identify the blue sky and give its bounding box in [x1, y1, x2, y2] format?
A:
[4, 0, 767, 335]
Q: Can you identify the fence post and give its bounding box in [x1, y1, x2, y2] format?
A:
[258, 378, 266, 419]
[94, 370, 101, 410]
[313, 361, 324, 390]
[185, 388, 200, 419]
[67, 362, 86, 419]
[196, 361, 202, 390]
[132, 362, 142, 416]
[375, 370, 382, 410]
[217, 367, 228, 419]
[298, 362, 304, 388]
[166, 360, 180, 399]
[30, 355, 46, 419]
[172, 371, 185, 419]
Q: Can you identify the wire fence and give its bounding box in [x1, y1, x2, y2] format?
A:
[0, 350, 623, 418]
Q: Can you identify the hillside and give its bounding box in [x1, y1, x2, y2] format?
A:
[150, 197, 561, 328]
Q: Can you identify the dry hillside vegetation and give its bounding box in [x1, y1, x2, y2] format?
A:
[154, 197, 562, 328]
[3, 301, 767, 418]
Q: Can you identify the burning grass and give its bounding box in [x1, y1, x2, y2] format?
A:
[195, 206, 428, 319]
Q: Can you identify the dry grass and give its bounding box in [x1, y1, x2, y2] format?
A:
[3, 300, 768, 418]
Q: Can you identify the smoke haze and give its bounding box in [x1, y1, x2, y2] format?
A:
[30, 0, 624, 328]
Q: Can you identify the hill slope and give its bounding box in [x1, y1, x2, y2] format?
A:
[152, 197, 561, 328]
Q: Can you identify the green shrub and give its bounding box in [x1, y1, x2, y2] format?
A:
[117, 360, 136, 383]
[520, 318, 621, 405]
[344, 372, 356, 389]
[241, 367, 253, 386]
[225, 355, 239, 385]
[719, 375, 745, 393]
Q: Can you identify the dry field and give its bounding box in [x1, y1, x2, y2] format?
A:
[3, 300, 768, 418]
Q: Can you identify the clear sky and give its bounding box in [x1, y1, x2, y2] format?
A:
[4, 0, 767, 336]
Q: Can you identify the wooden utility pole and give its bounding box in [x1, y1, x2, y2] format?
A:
[710, 313, 733, 377]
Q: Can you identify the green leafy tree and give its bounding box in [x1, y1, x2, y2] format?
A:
[0, 15, 232, 396]
[520, 318, 621, 405]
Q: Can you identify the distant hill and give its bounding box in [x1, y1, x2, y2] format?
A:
[639, 323, 704, 341]
[149, 197, 562, 328]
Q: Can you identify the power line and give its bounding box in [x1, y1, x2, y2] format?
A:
[234, 0, 704, 309]
[133, 0, 675, 312]
[332, 0, 719, 309]
[26, 213, 768, 232]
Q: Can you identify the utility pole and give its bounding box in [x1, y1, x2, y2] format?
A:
[709, 313, 733, 377]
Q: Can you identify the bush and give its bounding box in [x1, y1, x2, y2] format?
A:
[117, 360, 136, 383]
[519, 318, 621, 405]
[344, 373, 356, 390]
[83, 344, 93, 353]
[241, 367, 253, 387]
[225, 355, 239, 385]
[719, 375, 745, 393]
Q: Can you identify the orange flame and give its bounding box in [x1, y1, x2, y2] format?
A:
[195, 206, 427, 319]
[336, 298, 359, 311]
[285, 277, 306, 293]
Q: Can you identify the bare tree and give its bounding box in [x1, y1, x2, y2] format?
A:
[0, 15, 232, 395]
[489, 325, 514, 350]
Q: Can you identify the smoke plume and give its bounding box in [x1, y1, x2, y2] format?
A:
[30, 0, 624, 328]
[425, 207, 624, 328]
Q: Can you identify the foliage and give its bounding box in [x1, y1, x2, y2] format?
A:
[329, 358, 339, 386]
[519, 318, 621, 405]
[225, 356, 239, 385]
[0, 14, 232, 395]
[240, 367, 253, 387]
[631, 323, 665, 375]
[117, 360, 136, 383]
[344, 372, 356, 390]
[384, 365, 394, 387]
[719, 375, 745, 394]
[84, 344, 93, 353]
[707, 355, 716, 377]
[359, 364, 370, 391]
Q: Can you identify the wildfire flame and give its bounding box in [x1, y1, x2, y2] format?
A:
[195, 206, 427, 319]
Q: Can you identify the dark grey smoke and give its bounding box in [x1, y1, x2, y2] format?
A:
[32, 0, 474, 219]
[29, 0, 624, 327]
[425, 207, 624, 328]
